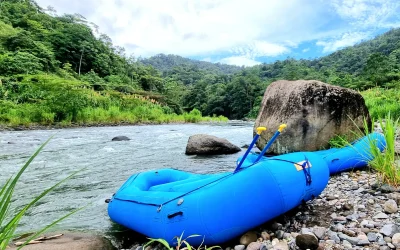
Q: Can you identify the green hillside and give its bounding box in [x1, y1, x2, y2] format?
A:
[0, 0, 399, 127]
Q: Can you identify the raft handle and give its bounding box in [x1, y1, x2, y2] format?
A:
[167, 211, 183, 219]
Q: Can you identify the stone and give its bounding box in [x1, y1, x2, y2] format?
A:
[368, 232, 378, 242]
[273, 241, 289, 250]
[380, 184, 399, 193]
[271, 222, 283, 231]
[239, 232, 258, 246]
[374, 212, 389, 219]
[111, 135, 130, 141]
[247, 242, 261, 250]
[9, 232, 114, 250]
[254, 80, 371, 154]
[387, 193, 400, 204]
[185, 134, 241, 155]
[380, 224, 400, 237]
[384, 199, 398, 214]
[338, 233, 359, 245]
[392, 233, 400, 244]
[387, 242, 395, 249]
[312, 227, 326, 240]
[275, 230, 284, 239]
[295, 234, 319, 250]
[261, 231, 271, 241]
[234, 245, 245, 250]
[342, 240, 352, 249]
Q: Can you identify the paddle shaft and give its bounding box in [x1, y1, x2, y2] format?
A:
[255, 124, 287, 163]
[234, 127, 266, 173]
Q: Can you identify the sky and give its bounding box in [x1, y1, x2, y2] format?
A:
[35, 0, 400, 66]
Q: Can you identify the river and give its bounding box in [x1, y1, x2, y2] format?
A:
[0, 122, 254, 248]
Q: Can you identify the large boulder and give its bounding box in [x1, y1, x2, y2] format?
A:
[254, 80, 371, 154]
[185, 134, 241, 155]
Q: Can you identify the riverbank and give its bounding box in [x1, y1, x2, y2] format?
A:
[0, 118, 235, 132]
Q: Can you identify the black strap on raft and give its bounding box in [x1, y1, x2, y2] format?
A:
[301, 156, 312, 186]
[260, 157, 312, 186]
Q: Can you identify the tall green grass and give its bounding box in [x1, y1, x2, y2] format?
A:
[366, 114, 399, 186]
[0, 138, 81, 249]
[0, 74, 228, 127]
[362, 88, 400, 119]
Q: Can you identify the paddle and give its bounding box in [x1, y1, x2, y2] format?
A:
[255, 124, 287, 163]
[234, 126, 266, 173]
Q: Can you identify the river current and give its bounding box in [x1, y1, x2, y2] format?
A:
[0, 122, 253, 247]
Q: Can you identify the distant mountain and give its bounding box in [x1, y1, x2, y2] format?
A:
[310, 28, 400, 75]
[139, 54, 243, 75]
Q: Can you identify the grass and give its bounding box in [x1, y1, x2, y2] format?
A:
[362, 88, 400, 119]
[331, 112, 399, 186]
[144, 232, 221, 250]
[365, 114, 399, 186]
[0, 137, 82, 249]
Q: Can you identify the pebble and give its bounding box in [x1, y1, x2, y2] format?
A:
[383, 199, 398, 214]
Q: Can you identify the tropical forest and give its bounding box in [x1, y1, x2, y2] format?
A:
[0, 0, 400, 128]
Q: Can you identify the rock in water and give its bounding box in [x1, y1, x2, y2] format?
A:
[185, 134, 241, 155]
[111, 136, 130, 141]
[254, 80, 371, 154]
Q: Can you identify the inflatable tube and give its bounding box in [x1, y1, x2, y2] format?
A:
[238, 132, 386, 175]
[108, 152, 329, 245]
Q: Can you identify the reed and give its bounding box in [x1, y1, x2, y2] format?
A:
[0, 137, 81, 249]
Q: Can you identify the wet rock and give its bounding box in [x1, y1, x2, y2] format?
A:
[111, 135, 130, 141]
[295, 234, 319, 250]
[384, 199, 398, 214]
[185, 134, 240, 155]
[239, 231, 258, 246]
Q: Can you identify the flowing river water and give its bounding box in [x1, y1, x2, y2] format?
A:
[0, 122, 254, 247]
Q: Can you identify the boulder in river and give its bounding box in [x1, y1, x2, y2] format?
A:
[111, 136, 130, 141]
[185, 134, 241, 155]
[254, 80, 371, 154]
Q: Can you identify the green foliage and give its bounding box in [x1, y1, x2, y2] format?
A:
[1, 0, 400, 123]
[0, 138, 81, 249]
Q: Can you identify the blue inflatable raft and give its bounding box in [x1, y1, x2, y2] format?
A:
[107, 132, 385, 245]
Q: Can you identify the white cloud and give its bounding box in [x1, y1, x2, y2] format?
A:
[35, 0, 400, 60]
[316, 32, 369, 53]
[219, 56, 261, 67]
[302, 48, 310, 53]
[330, 0, 400, 27]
